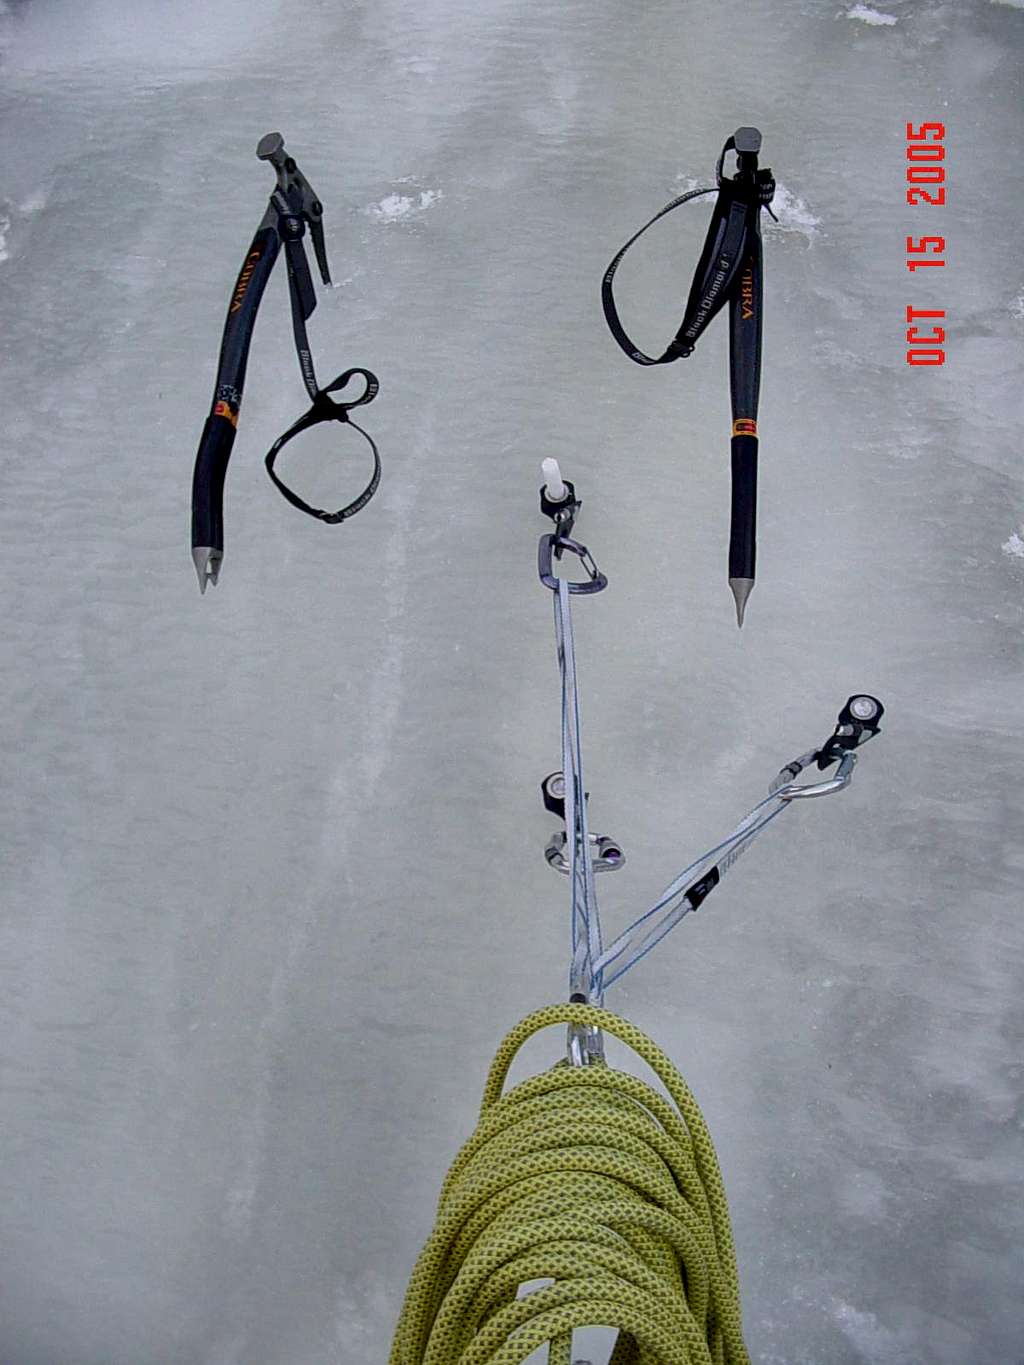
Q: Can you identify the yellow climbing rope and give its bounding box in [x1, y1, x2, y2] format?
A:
[389, 1003, 749, 1365]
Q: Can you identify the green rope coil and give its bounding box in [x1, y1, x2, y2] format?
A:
[389, 1003, 749, 1365]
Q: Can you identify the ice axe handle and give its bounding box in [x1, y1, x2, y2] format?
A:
[191, 413, 236, 555]
[728, 432, 758, 582]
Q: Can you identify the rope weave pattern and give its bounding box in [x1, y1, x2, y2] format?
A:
[389, 1004, 749, 1365]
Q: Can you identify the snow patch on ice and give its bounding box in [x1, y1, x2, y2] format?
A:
[1010, 290, 1024, 320]
[0, 1, 12, 61]
[672, 174, 712, 197]
[836, 1167, 890, 1221]
[1002, 530, 1024, 558]
[0, 0, 280, 73]
[991, 0, 1024, 9]
[20, 188, 49, 214]
[846, 4, 899, 24]
[366, 188, 443, 223]
[334, 1279, 395, 1353]
[885, 425, 933, 462]
[765, 183, 821, 240]
[673, 174, 820, 242]
[0, 189, 50, 263]
[832, 1299, 916, 1360]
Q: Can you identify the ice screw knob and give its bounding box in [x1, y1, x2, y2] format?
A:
[541, 457, 568, 504]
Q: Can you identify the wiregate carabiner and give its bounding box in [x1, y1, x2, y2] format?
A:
[538, 534, 607, 594]
[774, 747, 857, 801]
[567, 994, 606, 1068]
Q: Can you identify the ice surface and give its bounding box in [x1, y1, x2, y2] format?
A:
[1, 1, 1022, 1362]
[846, 6, 900, 27]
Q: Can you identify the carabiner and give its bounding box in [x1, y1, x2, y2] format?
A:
[775, 748, 857, 800]
[567, 995, 605, 1068]
[538, 534, 607, 594]
[771, 695, 884, 799]
[545, 830, 625, 874]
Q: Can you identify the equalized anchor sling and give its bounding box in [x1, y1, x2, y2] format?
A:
[535, 465, 882, 1021]
[190, 133, 381, 593]
[601, 128, 776, 627]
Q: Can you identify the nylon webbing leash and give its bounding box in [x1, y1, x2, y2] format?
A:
[189, 133, 381, 593]
[601, 128, 776, 627]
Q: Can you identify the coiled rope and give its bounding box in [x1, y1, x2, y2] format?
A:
[389, 1003, 749, 1365]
